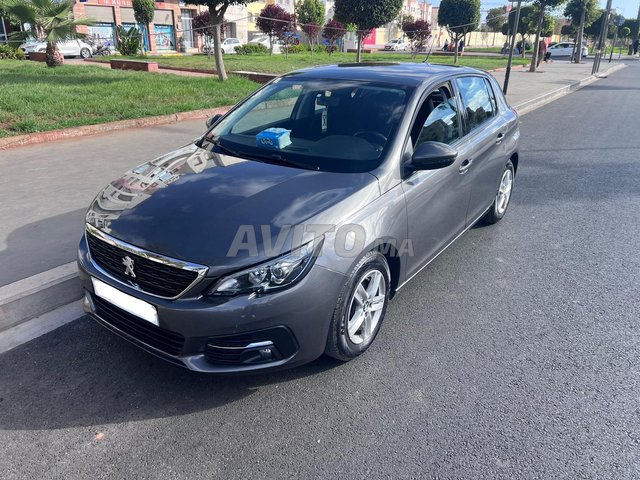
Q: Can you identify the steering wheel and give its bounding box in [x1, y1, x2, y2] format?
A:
[354, 131, 388, 149]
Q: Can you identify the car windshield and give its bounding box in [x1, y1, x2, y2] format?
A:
[205, 77, 412, 173]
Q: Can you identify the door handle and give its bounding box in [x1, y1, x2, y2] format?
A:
[496, 132, 505, 145]
[459, 158, 473, 174]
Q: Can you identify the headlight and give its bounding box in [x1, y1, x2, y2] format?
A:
[208, 239, 322, 297]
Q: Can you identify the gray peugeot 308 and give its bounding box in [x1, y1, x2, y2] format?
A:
[78, 63, 520, 373]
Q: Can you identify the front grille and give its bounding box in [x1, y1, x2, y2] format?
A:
[87, 231, 201, 298]
[93, 296, 185, 355]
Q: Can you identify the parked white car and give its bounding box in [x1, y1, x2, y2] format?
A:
[384, 39, 409, 51]
[20, 39, 94, 58]
[547, 42, 589, 58]
[221, 37, 243, 54]
[249, 35, 282, 54]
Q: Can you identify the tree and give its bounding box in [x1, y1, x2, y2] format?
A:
[322, 18, 345, 55]
[186, 1, 254, 81]
[256, 4, 294, 55]
[564, 0, 599, 62]
[438, 0, 480, 64]
[1, 0, 93, 67]
[132, 0, 153, 54]
[486, 6, 506, 47]
[192, 11, 216, 59]
[334, 0, 403, 63]
[296, 0, 324, 51]
[583, 9, 605, 38]
[402, 19, 430, 58]
[528, 0, 567, 72]
[619, 25, 631, 55]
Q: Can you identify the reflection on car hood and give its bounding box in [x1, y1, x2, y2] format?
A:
[86, 144, 379, 273]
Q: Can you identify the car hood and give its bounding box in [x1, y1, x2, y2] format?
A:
[86, 143, 380, 274]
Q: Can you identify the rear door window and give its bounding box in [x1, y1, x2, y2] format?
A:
[455, 76, 496, 133]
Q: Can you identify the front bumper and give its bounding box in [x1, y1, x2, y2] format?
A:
[78, 234, 346, 373]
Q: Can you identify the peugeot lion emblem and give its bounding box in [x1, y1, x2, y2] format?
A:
[122, 256, 136, 278]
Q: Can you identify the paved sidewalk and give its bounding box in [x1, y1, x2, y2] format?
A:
[0, 59, 626, 287]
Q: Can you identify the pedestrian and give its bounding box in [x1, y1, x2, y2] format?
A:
[537, 39, 547, 67]
[633, 38, 639, 55]
[458, 38, 465, 53]
[443, 39, 449, 52]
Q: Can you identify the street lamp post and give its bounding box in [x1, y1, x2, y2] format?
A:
[503, 0, 522, 94]
[0, 16, 7, 45]
[592, 0, 613, 74]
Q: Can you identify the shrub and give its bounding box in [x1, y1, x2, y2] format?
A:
[282, 44, 311, 54]
[236, 43, 269, 55]
[0, 44, 26, 60]
[116, 26, 142, 56]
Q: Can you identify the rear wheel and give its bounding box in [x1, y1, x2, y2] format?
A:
[80, 47, 91, 59]
[482, 160, 515, 224]
[325, 251, 390, 361]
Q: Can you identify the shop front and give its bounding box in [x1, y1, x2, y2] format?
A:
[74, 0, 204, 54]
[153, 10, 175, 51]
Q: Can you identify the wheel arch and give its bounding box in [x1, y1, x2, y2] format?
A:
[510, 152, 519, 173]
[372, 241, 402, 297]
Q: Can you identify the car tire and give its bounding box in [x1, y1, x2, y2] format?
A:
[482, 160, 515, 225]
[325, 251, 391, 361]
[80, 47, 91, 59]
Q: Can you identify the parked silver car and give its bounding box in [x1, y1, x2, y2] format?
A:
[20, 39, 94, 58]
[78, 63, 520, 373]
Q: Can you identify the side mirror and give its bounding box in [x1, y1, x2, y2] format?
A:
[409, 142, 457, 171]
[206, 113, 223, 128]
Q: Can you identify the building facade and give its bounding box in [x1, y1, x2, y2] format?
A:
[73, 0, 249, 54]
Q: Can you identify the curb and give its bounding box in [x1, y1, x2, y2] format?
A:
[0, 300, 84, 354]
[0, 106, 232, 151]
[514, 63, 627, 115]
[0, 62, 628, 353]
[0, 262, 82, 333]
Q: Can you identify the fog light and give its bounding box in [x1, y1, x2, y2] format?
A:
[259, 348, 273, 360]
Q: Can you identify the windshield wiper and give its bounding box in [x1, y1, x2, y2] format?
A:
[203, 136, 318, 170]
[239, 151, 319, 171]
[202, 136, 242, 158]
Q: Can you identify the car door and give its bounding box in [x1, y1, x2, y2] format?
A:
[62, 40, 80, 56]
[401, 82, 472, 278]
[454, 75, 507, 224]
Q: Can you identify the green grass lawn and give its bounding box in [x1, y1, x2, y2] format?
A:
[0, 60, 258, 137]
[106, 51, 529, 75]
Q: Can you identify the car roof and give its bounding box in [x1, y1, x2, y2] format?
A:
[283, 62, 483, 88]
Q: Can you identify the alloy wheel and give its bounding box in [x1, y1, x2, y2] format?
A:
[496, 168, 513, 215]
[346, 270, 386, 345]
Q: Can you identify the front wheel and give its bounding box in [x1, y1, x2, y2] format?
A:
[482, 160, 515, 225]
[325, 251, 390, 361]
[80, 47, 91, 59]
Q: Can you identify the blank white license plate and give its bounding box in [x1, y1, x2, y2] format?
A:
[91, 277, 159, 326]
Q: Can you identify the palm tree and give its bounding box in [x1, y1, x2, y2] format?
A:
[1, 0, 93, 66]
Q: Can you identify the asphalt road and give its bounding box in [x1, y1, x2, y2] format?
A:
[1, 63, 639, 479]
